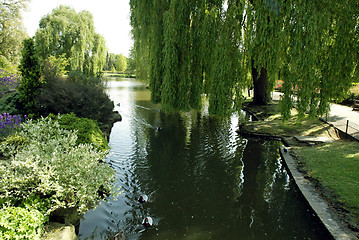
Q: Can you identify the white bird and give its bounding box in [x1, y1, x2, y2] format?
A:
[138, 194, 148, 204]
[138, 216, 153, 233]
[142, 216, 153, 228]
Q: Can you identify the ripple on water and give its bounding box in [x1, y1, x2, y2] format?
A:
[79, 79, 332, 240]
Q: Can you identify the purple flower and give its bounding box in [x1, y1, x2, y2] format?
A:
[0, 69, 21, 90]
[0, 113, 28, 136]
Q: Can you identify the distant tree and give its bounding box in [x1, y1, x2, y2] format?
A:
[18, 38, 42, 113]
[116, 54, 127, 72]
[35, 5, 107, 76]
[126, 47, 136, 72]
[104, 53, 117, 71]
[104, 53, 128, 72]
[0, 0, 29, 65]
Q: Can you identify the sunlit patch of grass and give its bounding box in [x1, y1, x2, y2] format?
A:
[243, 113, 332, 138]
[241, 100, 339, 138]
[294, 141, 359, 226]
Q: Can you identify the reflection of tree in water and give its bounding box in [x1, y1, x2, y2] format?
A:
[234, 139, 329, 239]
[119, 104, 329, 239]
[234, 139, 278, 238]
[79, 80, 332, 240]
[124, 108, 248, 238]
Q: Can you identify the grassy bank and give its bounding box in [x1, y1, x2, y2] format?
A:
[241, 102, 339, 139]
[103, 71, 136, 78]
[241, 101, 359, 235]
[292, 141, 359, 232]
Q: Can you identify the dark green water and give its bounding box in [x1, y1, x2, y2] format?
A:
[78, 78, 331, 240]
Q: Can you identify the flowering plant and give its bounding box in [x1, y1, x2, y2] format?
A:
[0, 113, 27, 137]
[0, 69, 21, 92]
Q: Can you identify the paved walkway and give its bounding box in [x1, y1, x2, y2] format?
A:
[327, 104, 359, 141]
[271, 92, 359, 140]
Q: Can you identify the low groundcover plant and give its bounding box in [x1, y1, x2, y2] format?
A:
[0, 116, 117, 239]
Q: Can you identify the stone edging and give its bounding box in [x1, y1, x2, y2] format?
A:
[279, 146, 357, 240]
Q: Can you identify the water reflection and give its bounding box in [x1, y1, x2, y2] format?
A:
[78, 78, 330, 240]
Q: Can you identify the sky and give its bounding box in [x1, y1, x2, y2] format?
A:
[22, 0, 133, 57]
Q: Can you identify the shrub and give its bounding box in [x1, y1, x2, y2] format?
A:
[49, 113, 109, 151]
[0, 92, 21, 115]
[36, 73, 114, 123]
[67, 70, 103, 86]
[18, 38, 42, 113]
[0, 117, 116, 215]
[41, 55, 69, 79]
[0, 57, 17, 74]
[0, 206, 46, 240]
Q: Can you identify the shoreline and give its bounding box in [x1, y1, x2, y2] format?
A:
[279, 146, 356, 240]
[238, 103, 358, 239]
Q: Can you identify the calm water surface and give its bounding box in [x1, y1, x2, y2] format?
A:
[78, 78, 331, 239]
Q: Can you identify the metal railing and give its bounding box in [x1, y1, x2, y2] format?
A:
[345, 120, 359, 140]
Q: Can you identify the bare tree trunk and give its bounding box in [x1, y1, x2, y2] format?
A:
[251, 60, 270, 105]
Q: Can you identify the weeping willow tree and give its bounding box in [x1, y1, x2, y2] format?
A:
[130, 0, 359, 118]
[279, 0, 359, 119]
[129, 0, 152, 82]
[35, 5, 107, 76]
[0, 0, 29, 66]
[209, 1, 246, 115]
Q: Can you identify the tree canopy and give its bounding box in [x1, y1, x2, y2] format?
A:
[35, 5, 107, 76]
[0, 0, 29, 67]
[104, 53, 128, 72]
[130, 0, 359, 118]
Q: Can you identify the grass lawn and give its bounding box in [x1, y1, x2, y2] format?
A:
[242, 102, 339, 139]
[103, 71, 135, 78]
[293, 141, 359, 229]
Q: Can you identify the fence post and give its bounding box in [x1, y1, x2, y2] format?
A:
[346, 120, 349, 134]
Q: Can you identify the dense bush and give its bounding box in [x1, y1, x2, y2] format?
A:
[49, 113, 109, 151]
[0, 92, 21, 115]
[18, 38, 42, 113]
[0, 117, 116, 216]
[0, 69, 21, 114]
[67, 70, 103, 86]
[36, 73, 114, 124]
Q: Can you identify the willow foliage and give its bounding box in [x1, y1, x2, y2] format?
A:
[35, 5, 107, 76]
[0, 0, 28, 65]
[209, 1, 245, 116]
[278, 0, 359, 119]
[130, 0, 359, 118]
[129, 0, 152, 82]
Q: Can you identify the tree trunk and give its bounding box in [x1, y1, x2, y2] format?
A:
[251, 60, 270, 105]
